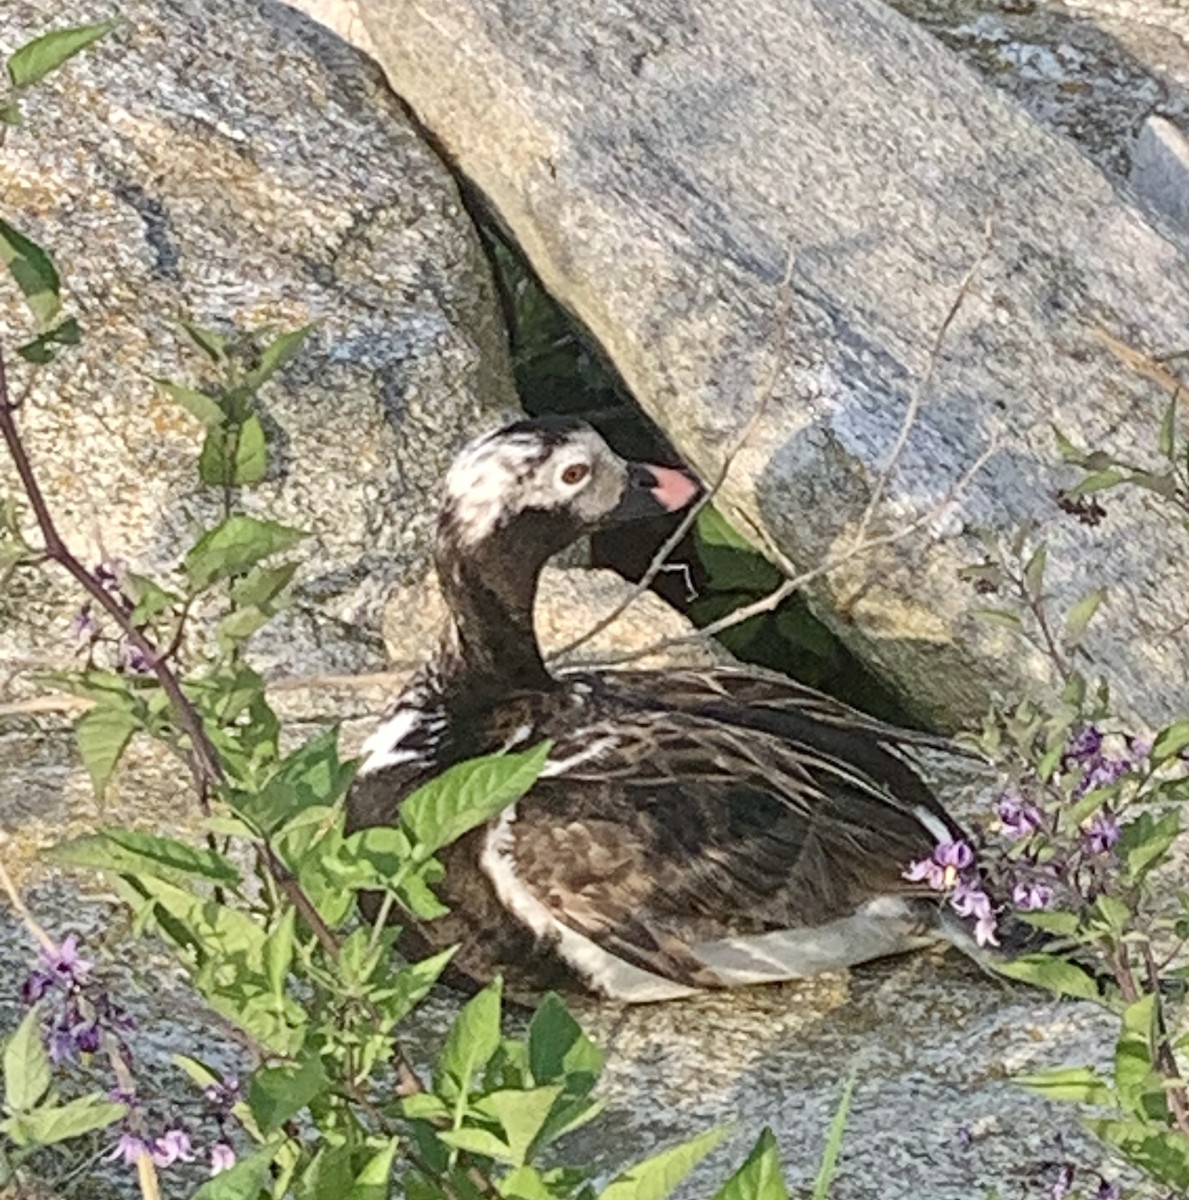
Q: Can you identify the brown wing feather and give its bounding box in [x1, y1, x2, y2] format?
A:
[504, 709, 946, 988]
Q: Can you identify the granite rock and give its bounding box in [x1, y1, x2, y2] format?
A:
[0, 0, 517, 702]
[287, 0, 1189, 731]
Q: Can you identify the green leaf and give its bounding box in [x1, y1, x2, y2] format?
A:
[597, 1127, 728, 1200]
[183, 514, 306, 591]
[1065, 468, 1125, 498]
[1022, 543, 1047, 601]
[190, 1142, 282, 1200]
[1125, 470, 1178, 499]
[1115, 994, 1162, 1118]
[244, 324, 315, 389]
[1120, 810, 1181, 883]
[1152, 721, 1189, 764]
[1064, 588, 1106, 645]
[402, 744, 551, 859]
[247, 1053, 328, 1132]
[437, 978, 503, 1101]
[155, 379, 224, 428]
[436, 1127, 515, 1161]
[0, 99, 21, 125]
[0, 218, 60, 329]
[17, 316, 81, 364]
[124, 573, 181, 625]
[16, 1094, 127, 1145]
[4, 1006, 51, 1111]
[812, 1074, 855, 1200]
[75, 704, 139, 797]
[993, 954, 1102, 1001]
[528, 993, 603, 1087]
[1089, 1117, 1189, 1190]
[49, 829, 240, 887]
[1017, 1066, 1114, 1106]
[231, 561, 298, 608]
[695, 505, 781, 594]
[474, 1085, 564, 1166]
[179, 322, 228, 364]
[1159, 392, 1178, 460]
[262, 908, 296, 1001]
[237, 726, 354, 835]
[973, 608, 1023, 630]
[7, 20, 117, 87]
[712, 1128, 787, 1200]
[347, 1138, 400, 1200]
[232, 414, 268, 485]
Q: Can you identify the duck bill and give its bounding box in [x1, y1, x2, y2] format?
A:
[608, 462, 701, 523]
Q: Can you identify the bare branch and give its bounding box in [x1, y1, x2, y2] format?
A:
[851, 223, 993, 549]
[549, 248, 797, 664]
[588, 437, 998, 667]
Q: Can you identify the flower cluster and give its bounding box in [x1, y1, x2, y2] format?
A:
[21, 934, 134, 1065]
[20, 931, 240, 1178]
[106, 1085, 238, 1176]
[904, 724, 1148, 948]
[905, 839, 999, 947]
[69, 558, 154, 676]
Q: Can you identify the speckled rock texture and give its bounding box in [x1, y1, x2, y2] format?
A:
[0, 0, 517, 701]
[285, 0, 1189, 732]
[889, 0, 1189, 185]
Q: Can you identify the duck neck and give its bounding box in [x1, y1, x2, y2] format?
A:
[433, 538, 553, 700]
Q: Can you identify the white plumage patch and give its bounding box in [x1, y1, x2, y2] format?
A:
[359, 706, 435, 775]
[690, 896, 937, 984]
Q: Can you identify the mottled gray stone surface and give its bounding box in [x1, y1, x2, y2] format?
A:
[890, 0, 1189, 182]
[1132, 115, 1189, 231]
[289, 0, 1189, 731]
[0, 0, 517, 700]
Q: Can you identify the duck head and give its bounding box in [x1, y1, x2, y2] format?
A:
[433, 417, 699, 691]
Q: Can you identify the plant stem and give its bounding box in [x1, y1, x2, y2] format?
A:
[1139, 941, 1189, 1138]
[0, 350, 223, 797]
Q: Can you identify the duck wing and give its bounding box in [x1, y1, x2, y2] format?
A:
[481, 703, 959, 999]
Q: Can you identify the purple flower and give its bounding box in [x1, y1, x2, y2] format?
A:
[997, 794, 1043, 840]
[904, 857, 946, 889]
[955, 1126, 972, 1151]
[40, 934, 93, 987]
[1075, 757, 1130, 799]
[151, 1129, 195, 1168]
[1128, 735, 1153, 763]
[72, 1021, 101, 1054]
[1049, 1163, 1075, 1200]
[203, 1075, 240, 1110]
[1094, 1180, 1120, 1200]
[1066, 726, 1103, 764]
[951, 881, 993, 920]
[905, 839, 977, 892]
[117, 642, 153, 675]
[70, 606, 101, 644]
[210, 1142, 236, 1175]
[108, 1132, 149, 1167]
[935, 840, 974, 870]
[1012, 881, 1053, 911]
[1084, 812, 1121, 856]
[47, 1025, 77, 1063]
[974, 911, 999, 947]
[21, 970, 53, 1005]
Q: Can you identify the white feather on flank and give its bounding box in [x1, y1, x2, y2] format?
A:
[690, 896, 938, 984]
[359, 707, 430, 775]
[480, 806, 698, 1003]
[913, 805, 953, 846]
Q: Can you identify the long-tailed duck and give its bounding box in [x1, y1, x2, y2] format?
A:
[346, 416, 977, 1002]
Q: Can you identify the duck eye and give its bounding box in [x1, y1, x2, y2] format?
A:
[560, 463, 590, 486]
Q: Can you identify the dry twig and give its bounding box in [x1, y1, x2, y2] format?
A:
[549, 248, 797, 664]
[583, 233, 999, 667]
